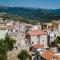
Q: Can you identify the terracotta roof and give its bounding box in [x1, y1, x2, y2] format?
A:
[56, 57, 60, 60]
[33, 43, 42, 49]
[40, 50, 53, 60]
[28, 30, 46, 36]
[7, 25, 15, 29]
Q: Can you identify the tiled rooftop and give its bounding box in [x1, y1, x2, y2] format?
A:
[40, 50, 54, 60]
[33, 43, 42, 49]
[27, 30, 46, 36]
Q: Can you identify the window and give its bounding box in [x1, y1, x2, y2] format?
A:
[54, 34, 56, 37]
[51, 36, 53, 39]
[43, 40, 44, 42]
[37, 35, 40, 42]
[15, 30, 17, 32]
[42, 44, 44, 46]
[37, 41, 39, 43]
[32, 42, 34, 44]
[11, 29, 13, 32]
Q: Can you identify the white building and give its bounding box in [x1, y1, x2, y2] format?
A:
[0, 30, 8, 39]
[53, 20, 60, 36]
[26, 30, 48, 48]
[20, 24, 26, 32]
[32, 43, 44, 52]
[6, 21, 20, 33]
[31, 23, 41, 30]
[47, 30, 55, 44]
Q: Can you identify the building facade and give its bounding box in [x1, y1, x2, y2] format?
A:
[26, 30, 48, 48]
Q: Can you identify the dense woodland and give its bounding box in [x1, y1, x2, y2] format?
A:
[0, 6, 60, 23]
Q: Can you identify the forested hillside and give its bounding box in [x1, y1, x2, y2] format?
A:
[0, 6, 60, 22]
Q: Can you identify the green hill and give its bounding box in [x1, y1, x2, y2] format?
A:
[0, 6, 60, 22]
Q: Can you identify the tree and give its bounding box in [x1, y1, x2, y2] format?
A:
[0, 34, 16, 60]
[32, 51, 40, 60]
[50, 36, 60, 47]
[0, 53, 7, 60]
[4, 34, 15, 51]
[53, 36, 60, 44]
[32, 51, 45, 60]
[18, 50, 30, 60]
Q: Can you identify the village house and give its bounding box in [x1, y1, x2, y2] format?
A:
[31, 44, 59, 60]
[53, 53, 60, 60]
[32, 43, 43, 52]
[0, 19, 60, 60]
[11, 32, 27, 48]
[31, 25, 41, 31]
[19, 23, 33, 32]
[41, 22, 55, 46]
[31, 23, 41, 31]
[32, 49, 55, 60]
[47, 30, 55, 46]
[52, 20, 60, 36]
[6, 21, 20, 34]
[19, 23, 26, 32]
[0, 30, 8, 39]
[41, 51, 60, 60]
[40, 50, 54, 60]
[41, 22, 53, 30]
[25, 29, 48, 48]
[0, 20, 8, 39]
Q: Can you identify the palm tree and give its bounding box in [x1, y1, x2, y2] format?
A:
[18, 50, 30, 60]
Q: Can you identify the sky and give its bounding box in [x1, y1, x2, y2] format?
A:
[0, 0, 60, 9]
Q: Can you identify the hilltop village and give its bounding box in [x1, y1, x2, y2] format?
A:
[0, 18, 60, 60]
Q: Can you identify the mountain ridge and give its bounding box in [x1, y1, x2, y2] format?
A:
[0, 6, 60, 22]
